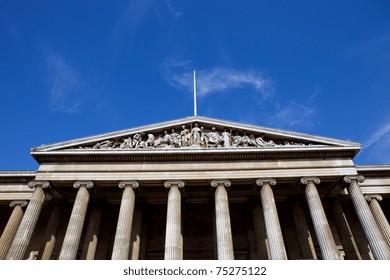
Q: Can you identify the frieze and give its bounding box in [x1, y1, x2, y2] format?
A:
[69, 122, 316, 150]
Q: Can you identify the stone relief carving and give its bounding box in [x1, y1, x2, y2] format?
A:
[73, 122, 314, 150]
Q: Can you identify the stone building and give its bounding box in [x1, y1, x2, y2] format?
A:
[1, 116, 390, 260]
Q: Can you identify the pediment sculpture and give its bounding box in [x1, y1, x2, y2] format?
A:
[71, 123, 315, 150]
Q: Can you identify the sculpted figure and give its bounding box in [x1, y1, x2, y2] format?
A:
[145, 134, 155, 148]
[207, 127, 220, 147]
[93, 140, 112, 149]
[232, 132, 242, 147]
[221, 129, 231, 147]
[241, 132, 251, 147]
[255, 136, 267, 147]
[170, 129, 181, 147]
[248, 134, 257, 146]
[163, 131, 171, 146]
[132, 133, 143, 148]
[180, 125, 190, 147]
[120, 136, 133, 149]
[191, 123, 202, 146]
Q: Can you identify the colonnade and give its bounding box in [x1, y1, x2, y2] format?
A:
[1, 176, 390, 260]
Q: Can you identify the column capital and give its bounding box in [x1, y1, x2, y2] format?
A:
[343, 175, 365, 184]
[300, 177, 321, 185]
[256, 178, 276, 187]
[365, 194, 383, 202]
[73, 181, 94, 189]
[119, 180, 140, 189]
[210, 179, 231, 188]
[28, 180, 50, 189]
[164, 180, 185, 189]
[9, 200, 28, 208]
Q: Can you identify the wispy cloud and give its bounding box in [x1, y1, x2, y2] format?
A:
[364, 122, 390, 149]
[162, 59, 273, 102]
[360, 121, 390, 163]
[166, 0, 183, 17]
[265, 85, 320, 130]
[44, 50, 87, 113]
[273, 102, 315, 128]
[112, 0, 155, 44]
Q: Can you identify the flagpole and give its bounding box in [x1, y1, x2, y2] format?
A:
[193, 68, 197, 116]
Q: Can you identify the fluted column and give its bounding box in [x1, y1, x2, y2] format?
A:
[111, 180, 139, 260]
[365, 195, 390, 247]
[292, 201, 317, 259]
[38, 203, 63, 260]
[0, 201, 28, 260]
[6, 181, 50, 260]
[58, 181, 93, 260]
[81, 204, 102, 260]
[164, 180, 184, 260]
[256, 178, 287, 260]
[211, 179, 234, 260]
[301, 177, 340, 260]
[331, 199, 361, 259]
[130, 205, 142, 260]
[344, 176, 390, 259]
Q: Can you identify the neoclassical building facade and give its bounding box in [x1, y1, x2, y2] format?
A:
[1, 116, 390, 260]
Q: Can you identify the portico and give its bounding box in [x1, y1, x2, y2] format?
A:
[1, 116, 390, 260]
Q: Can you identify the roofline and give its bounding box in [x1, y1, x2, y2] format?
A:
[31, 115, 361, 153]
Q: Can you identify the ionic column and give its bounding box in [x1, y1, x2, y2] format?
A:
[6, 181, 50, 260]
[301, 177, 340, 260]
[344, 176, 390, 259]
[130, 205, 142, 260]
[38, 203, 63, 260]
[164, 180, 184, 260]
[331, 199, 361, 259]
[292, 201, 317, 259]
[111, 181, 139, 260]
[211, 179, 234, 260]
[256, 178, 287, 260]
[81, 204, 103, 260]
[365, 195, 390, 247]
[58, 181, 94, 260]
[0, 201, 28, 260]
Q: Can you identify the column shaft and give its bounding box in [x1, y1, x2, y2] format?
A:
[81, 204, 102, 260]
[6, 181, 49, 260]
[344, 176, 390, 259]
[164, 180, 184, 260]
[331, 199, 361, 259]
[38, 204, 63, 260]
[367, 196, 390, 247]
[301, 177, 340, 260]
[0, 201, 27, 260]
[211, 180, 234, 260]
[292, 201, 317, 259]
[58, 181, 93, 260]
[130, 206, 142, 260]
[257, 178, 287, 260]
[111, 181, 139, 260]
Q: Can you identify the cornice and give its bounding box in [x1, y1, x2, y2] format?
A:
[356, 165, 390, 177]
[31, 146, 358, 163]
[0, 171, 36, 183]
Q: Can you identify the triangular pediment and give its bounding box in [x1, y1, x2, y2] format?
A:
[31, 116, 360, 155]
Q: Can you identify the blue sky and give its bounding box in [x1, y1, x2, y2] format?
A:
[1, 0, 390, 170]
